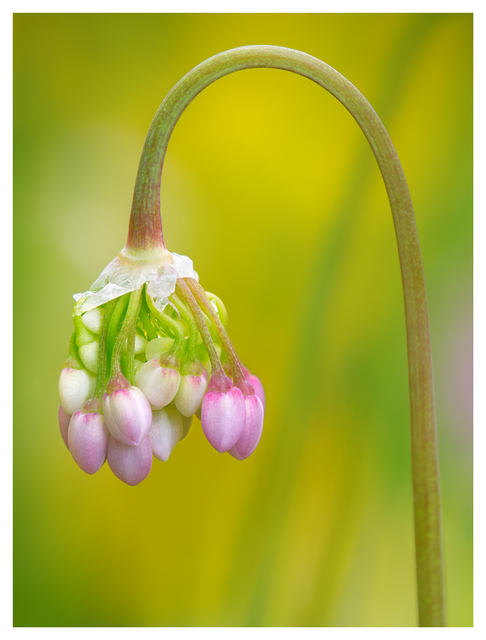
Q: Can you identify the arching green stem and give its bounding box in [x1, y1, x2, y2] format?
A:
[129, 45, 445, 627]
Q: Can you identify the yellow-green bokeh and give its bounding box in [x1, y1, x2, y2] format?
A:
[14, 14, 472, 626]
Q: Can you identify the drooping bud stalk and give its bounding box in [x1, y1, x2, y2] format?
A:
[76, 298, 115, 415]
[134, 290, 183, 408]
[205, 291, 228, 329]
[106, 293, 130, 360]
[170, 293, 208, 416]
[176, 278, 245, 452]
[176, 279, 231, 391]
[186, 278, 254, 396]
[106, 289, 142, 389]
[190, 284, 266, 457]
[103, 290, 152, 446]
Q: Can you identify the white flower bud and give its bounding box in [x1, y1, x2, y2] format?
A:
[145, 337, 174, 360]
[149, 405, 184, 462]
[123, 333, 148, 355]
[81, 307, 104, 334]
[58, 368, 96, 415]
[79, 340, 99, 374]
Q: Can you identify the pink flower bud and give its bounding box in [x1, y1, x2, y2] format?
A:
[134, 358, 180, 409]
[201, 386, 246, 453]
[246, 374, 266, 412]
[174, 370, 208, 417]
[229, 395, 264, 460]
[58, 367, 96, 415]
[149, 405, 184, 461]
[107, 435, 153, 486]
[102, 386, 152, 447]
[58, 405, 70, 450]
[68, 411, 109, 474]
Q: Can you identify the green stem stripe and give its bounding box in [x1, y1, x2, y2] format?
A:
[186, 278, 251, 395]
[109, 289, 142, 384]
[176, 279, 226, 382]
[130, 45, 445, 626]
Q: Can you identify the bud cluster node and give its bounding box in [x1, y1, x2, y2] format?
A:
[59, 268, 265, 486]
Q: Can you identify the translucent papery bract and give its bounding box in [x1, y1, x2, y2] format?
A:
[102, 386, 152, 447]
[107, 435, 153, 486]
[174, 371, 208, 417]
[58, 367, 96, 416]
[73, 251, 198, 315]
[201, 387, 246, 453]
[229, 395, 264, 461]
[134, 359, 180, 410]
[149, 405, 184, 462]
[68, 411, 109, 474]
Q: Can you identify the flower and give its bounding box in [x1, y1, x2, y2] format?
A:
[201, 384, 246, 453]
[149, 405, 184, 461]
[68, 411, 109, 474]
[58, 367, 96, 415]
[134, 357, 180, 409]
[174, 368, 208, 417]
[107, 435, 153, 486]
[59, 259, 265, 485]
[58, 72, 265, 485]
[229, 394, 264, 460]
[59, 266, 265, 485]
[102, 385, 152, 447]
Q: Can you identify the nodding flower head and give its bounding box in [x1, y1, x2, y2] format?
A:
[57, 56, 267, 485]
[58, 244, 265, 486]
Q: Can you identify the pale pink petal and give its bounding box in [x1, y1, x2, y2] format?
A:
[174, 370, 208, 417]
[135, 359, 180, 409]
[102, 386, 152, 446]
[149, 405, 183, 461]
[107, 436, 153, 486]
[201, 387, 246, 453]
[229, 395, 264, 460]
[68, 411, 109, 474]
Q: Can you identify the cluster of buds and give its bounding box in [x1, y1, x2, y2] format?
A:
[58, 249, 265, 486]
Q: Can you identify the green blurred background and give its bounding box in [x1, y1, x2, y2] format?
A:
[13, 14, 473, 627]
